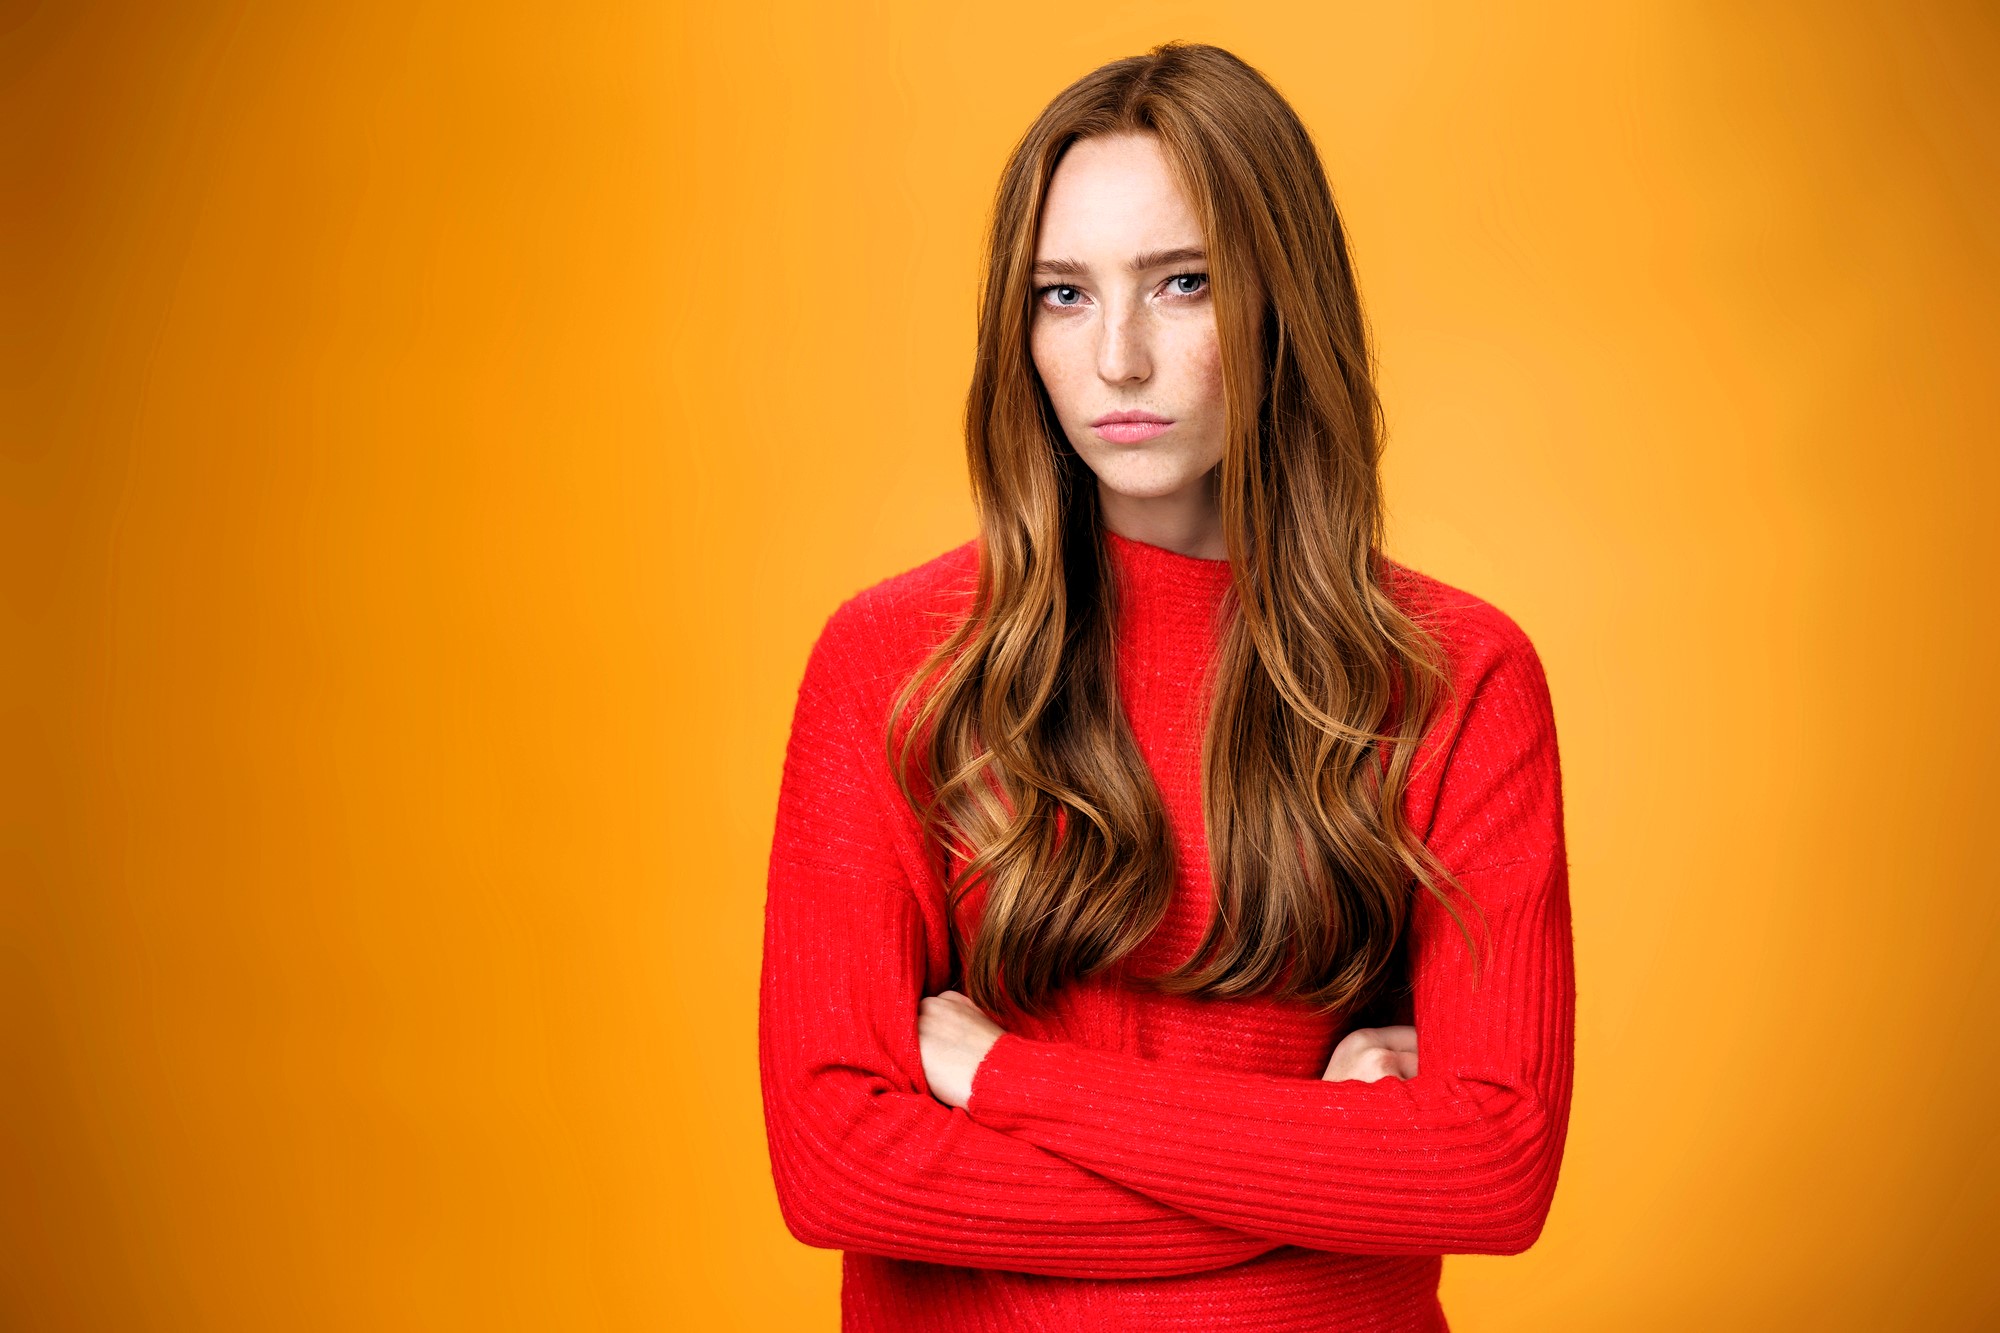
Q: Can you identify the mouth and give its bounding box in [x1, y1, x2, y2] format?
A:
[1091, 410, 1174, 444]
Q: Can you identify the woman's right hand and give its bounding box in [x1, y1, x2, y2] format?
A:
[1322, 1025, 1418, 1082]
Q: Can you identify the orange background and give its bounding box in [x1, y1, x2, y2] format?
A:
[7, 1, 1998, 1328]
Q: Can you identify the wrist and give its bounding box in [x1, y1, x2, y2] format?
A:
[965, 1030, 1020, 1114]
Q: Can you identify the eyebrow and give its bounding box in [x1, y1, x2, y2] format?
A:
[1031, 246, 1207, 278]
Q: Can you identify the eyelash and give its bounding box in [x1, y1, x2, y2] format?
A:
[1034, 272, 1210, 311]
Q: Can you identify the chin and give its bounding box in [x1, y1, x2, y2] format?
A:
[1086, 458, 1214, 502]
[1099, 482, 1203, 504]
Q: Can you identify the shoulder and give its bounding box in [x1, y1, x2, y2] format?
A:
[803, 538, 982, 698]
[1386, 557, 1562, 836]
[1380, 561, 1564, 872]
[824, 537, 981, 638]
[1379, 556, 1557, 783]
[1380, 555, 1544, 689]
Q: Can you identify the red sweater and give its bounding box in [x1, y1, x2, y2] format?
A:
[759, 528, 1575, 1331]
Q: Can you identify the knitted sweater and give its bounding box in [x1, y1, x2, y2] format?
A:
[758, 528, 1575, 1332]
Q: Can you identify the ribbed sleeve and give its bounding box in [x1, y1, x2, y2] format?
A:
[959, 625, 1575, 1258]
[757, 602, 1287, 1279]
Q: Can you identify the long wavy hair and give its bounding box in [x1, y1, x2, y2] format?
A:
[887, 41, 1483, 1022]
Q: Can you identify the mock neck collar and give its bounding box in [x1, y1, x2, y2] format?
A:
[1102, 527, 1235, 632]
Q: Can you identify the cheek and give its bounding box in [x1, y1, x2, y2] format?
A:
[1185, 327, 1226, 412]
[1031, 323, 1086, 416]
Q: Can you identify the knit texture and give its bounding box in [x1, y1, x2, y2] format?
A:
[759, 529, 1575, 1332]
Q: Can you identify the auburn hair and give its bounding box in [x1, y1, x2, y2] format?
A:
[886, 41, 1483, 1022]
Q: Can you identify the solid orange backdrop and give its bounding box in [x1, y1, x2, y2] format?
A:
[6, 1, 1997, 1328]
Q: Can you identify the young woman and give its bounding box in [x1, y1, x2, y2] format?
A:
[759, 41, 1574, 1332]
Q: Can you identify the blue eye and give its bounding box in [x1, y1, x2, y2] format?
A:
[1039, 285, 1083, 308]
[1169, 273, 1209, 297]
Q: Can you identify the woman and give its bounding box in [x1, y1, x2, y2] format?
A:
[758, 41, 1574, 1332]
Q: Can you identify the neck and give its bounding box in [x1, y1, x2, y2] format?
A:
[1097, 477, 1227, 561]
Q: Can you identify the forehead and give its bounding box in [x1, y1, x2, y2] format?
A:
[1035, 132, 1201, 256]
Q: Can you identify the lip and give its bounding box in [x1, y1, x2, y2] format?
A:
[1091, 409, 1174, 444]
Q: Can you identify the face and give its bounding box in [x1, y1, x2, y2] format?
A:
[1030, 132, 1230, 553]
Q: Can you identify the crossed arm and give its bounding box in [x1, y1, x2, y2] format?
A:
[758, 604, 1574, 1274]
[757, 613, 1285, 1278]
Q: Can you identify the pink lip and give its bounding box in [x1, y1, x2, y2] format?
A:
[1091, 410, 1174, 444]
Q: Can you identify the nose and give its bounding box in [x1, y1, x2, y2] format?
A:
[1095, 299, 1151, 385]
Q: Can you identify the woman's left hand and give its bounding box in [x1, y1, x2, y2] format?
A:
[917, 989, 1007, 1109]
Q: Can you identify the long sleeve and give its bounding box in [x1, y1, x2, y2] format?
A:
[961, 623, 1576, 1258]
[757, 602, 1287, 1278]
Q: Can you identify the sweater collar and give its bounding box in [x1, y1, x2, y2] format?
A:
[1103, 527, 1235, 636]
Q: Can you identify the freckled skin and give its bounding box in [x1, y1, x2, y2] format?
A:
[1028, 132, 1230, 560]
